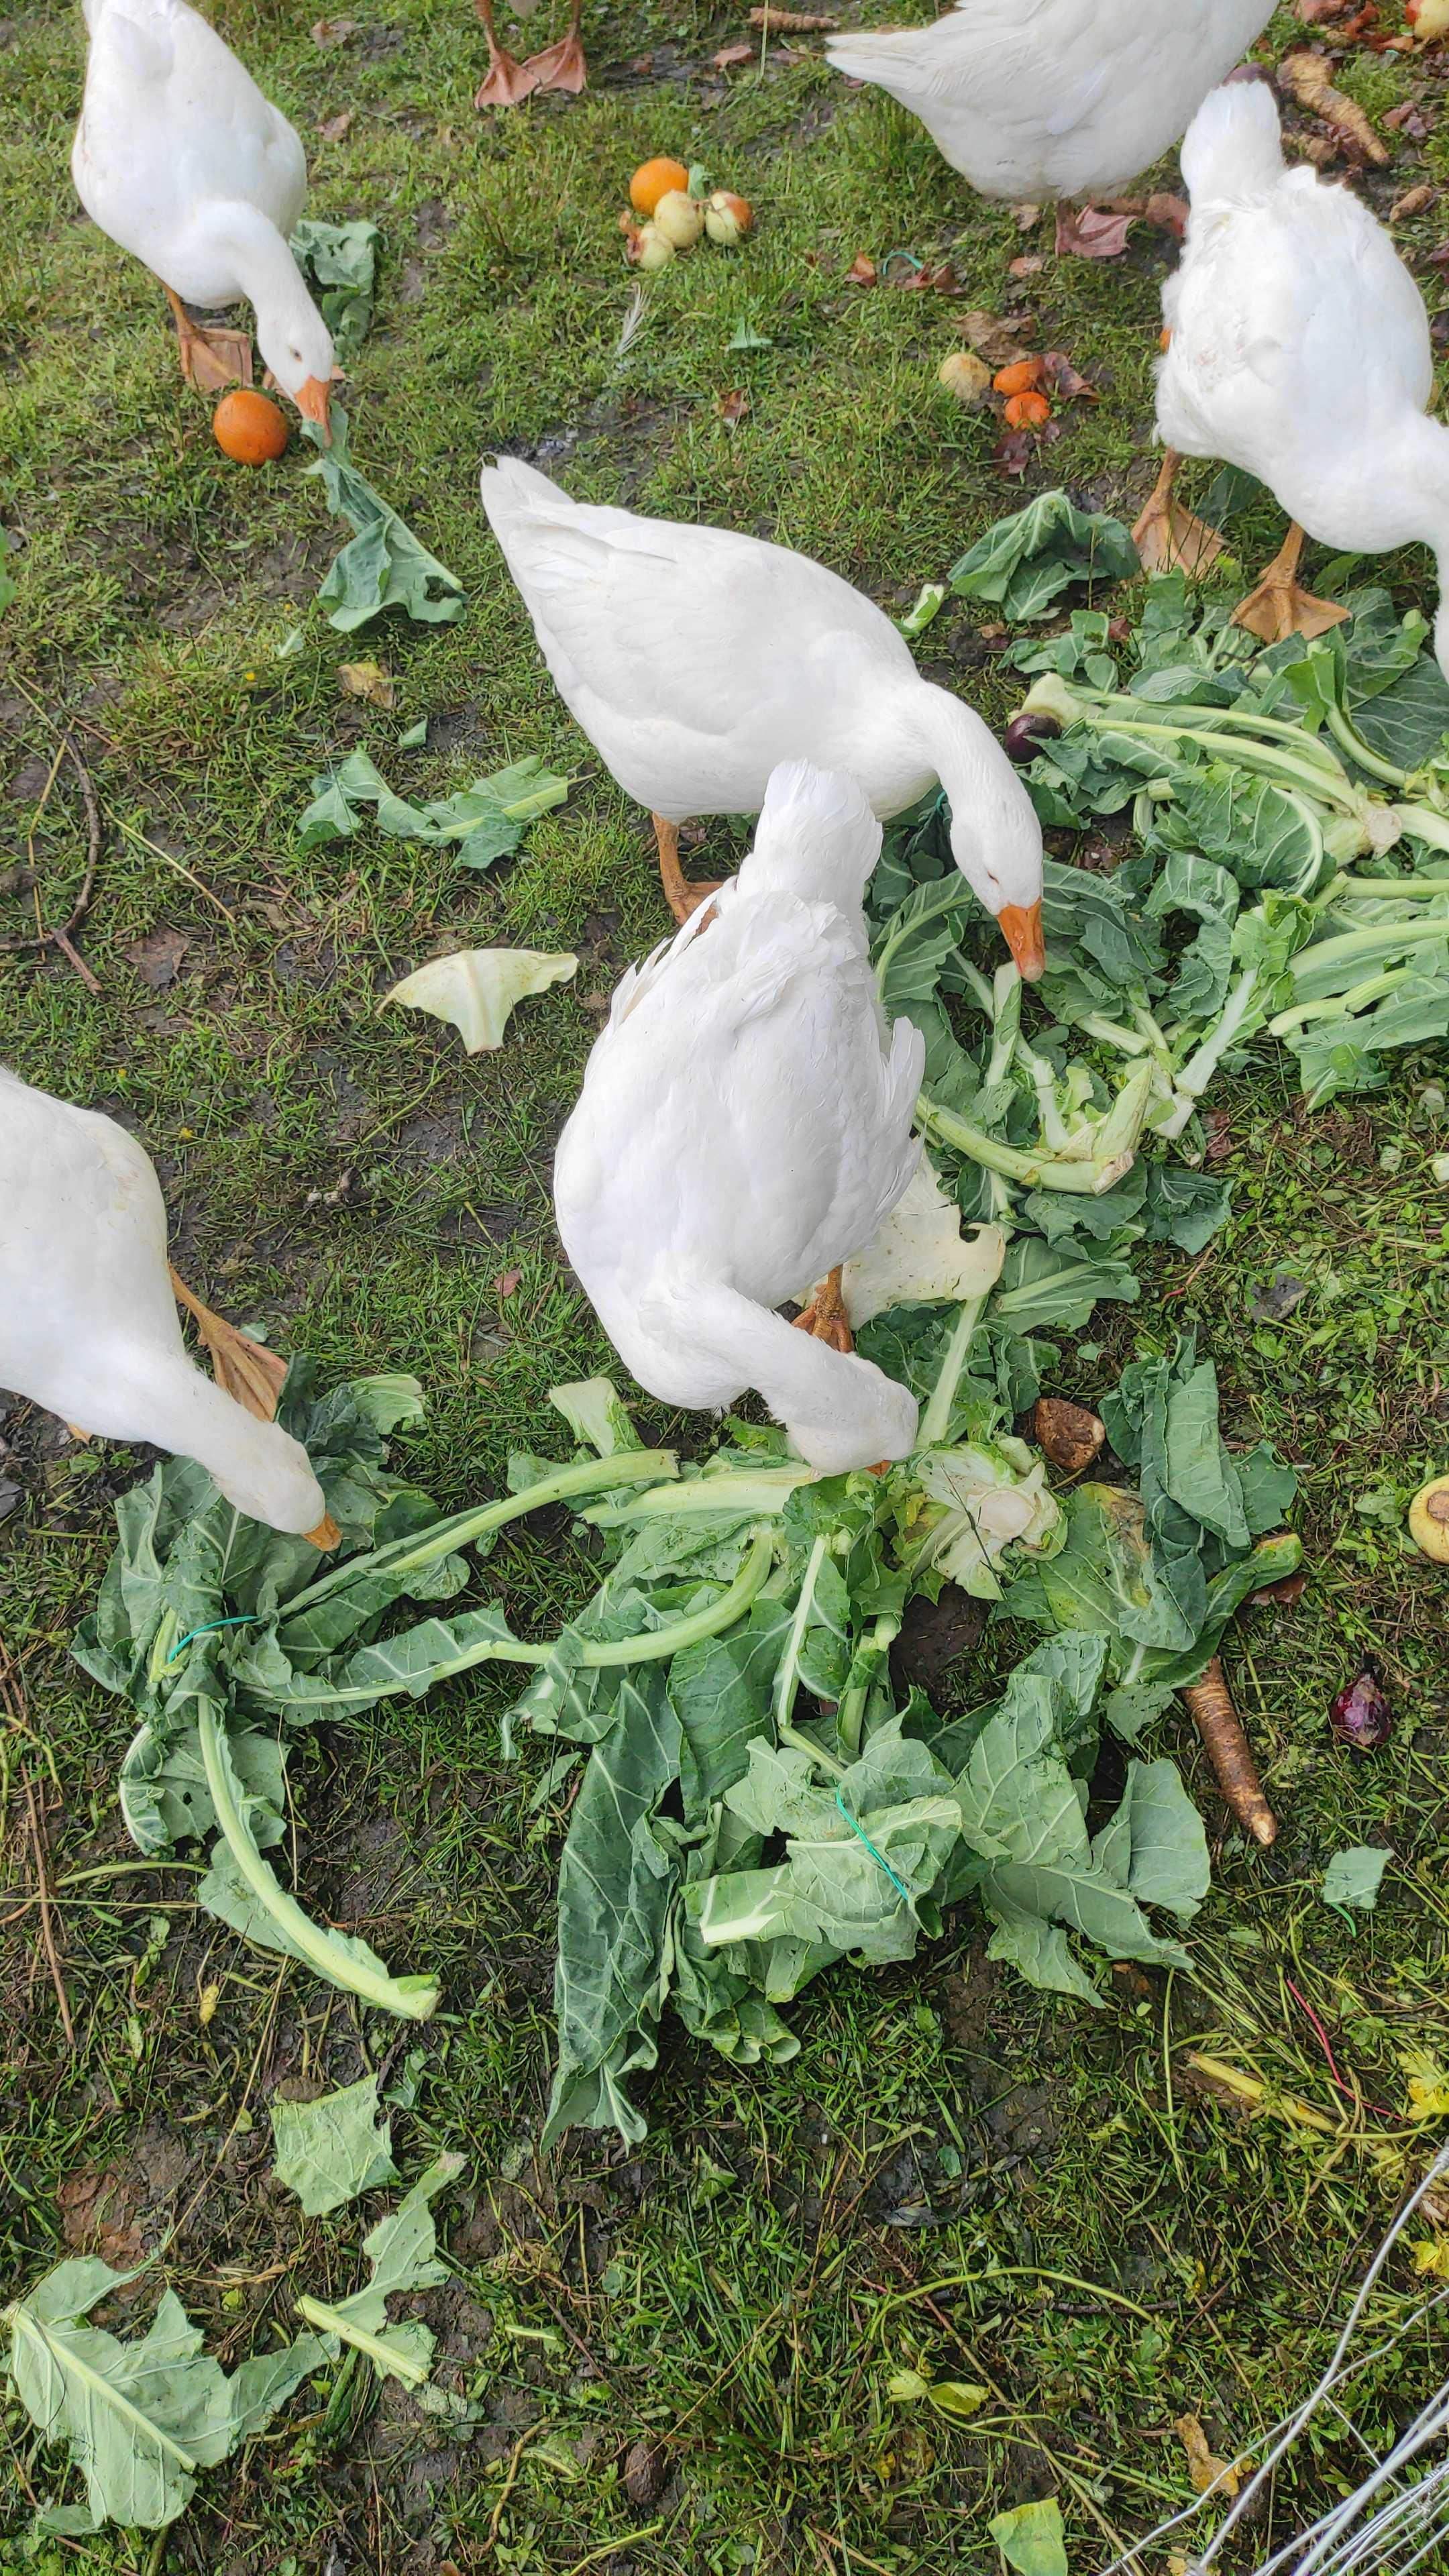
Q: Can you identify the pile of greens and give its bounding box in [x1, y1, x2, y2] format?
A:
[297, 744, 571, 873]
[75, 1310, 1297, 2145]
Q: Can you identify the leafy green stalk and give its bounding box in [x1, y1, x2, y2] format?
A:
[278, 1449, 675, 1637]
[918, 1294, 991, 1451]
[773, 1534, 848, 1776]
[196, 1704, 440, 2020]
[294, 2298, 429, 2388]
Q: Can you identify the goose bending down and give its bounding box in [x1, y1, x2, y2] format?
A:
[0, 1069, 334, 1540]
[553, 762, 926, 1474]
[825, 0, 1273, 256]
[1140, 78, 1449, 655]
[481, 455, 1044, 975]
[71, 0, 334, 431]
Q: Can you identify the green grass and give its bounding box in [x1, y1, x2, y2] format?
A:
[3, 3, 1449, 2569]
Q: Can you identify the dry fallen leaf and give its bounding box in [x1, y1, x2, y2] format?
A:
[1040, 348, 1097, 399]
[1175, 2414, 1240, 2501]
[1055, 204, 1135, 258]
[624, 2441, 669, 2509]
[714, 40, 753, 64]
[495, 1266, 523, 1299]
[338, 659, 396, 709]
[994, 426, 1036, 477]
[1391, 181, 1436, 219]
[1010, 201, 1043, 230]
[1007, 252, 1045, 278]
[319, 107, 356, 140]
[310, 14, 359, 41]
[125, 926, 192, 989]
[1279, 50, 1391, 160]
[168, 1267, 289, 1421]
[958, 307, 1032, 366]
[847, 252, 877, 284]
[1385, 99, 1432, 136]
[718, 387, 751, 427]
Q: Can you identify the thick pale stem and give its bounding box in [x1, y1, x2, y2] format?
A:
[918, 1294, 990, 1451]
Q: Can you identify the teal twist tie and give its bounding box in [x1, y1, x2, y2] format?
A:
[166, 1614, 260, 1666]
[835, 1784, 912, 1906]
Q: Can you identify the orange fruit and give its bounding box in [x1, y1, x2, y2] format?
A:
[629, 156, 690, 215]
[993, 356, 1044, 397]
[212, 388, 289, 466]
[1003, 389, 1052, 429]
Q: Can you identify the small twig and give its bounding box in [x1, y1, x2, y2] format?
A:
[485, 2423, 549, 2550]
[23, 1778, 74, 2048]
[1285, 1977, 1401, 2123]
[0, 735, 104, 971]
[748, 4, 838, 23]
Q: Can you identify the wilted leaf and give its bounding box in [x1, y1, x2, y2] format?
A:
[1401, 2051, 1449, 2123]
[625, 2439, 669, 2504]
[847, 253, 877, 284]
[270, 2074, 398, 2215]
[806, 1163, 1005, 1326]
[1175, 2412, 1238, 2499]
[387, 947, 578, 1054]
[989, 2496, 1069, 2576]
[718, 388, 751, 428]
[338, 660, 394, 709]
[1040, 350, 1096, 401]
[311, 14, 358, 39]
[959, 309, 1032, 366]
[297, 2155, 463, 2387]
[5, 2259, 326, 2532]
[319, 107, 355, 140]
[1248, 1271, 1308, 1323]
[1320, 1844, 1390, 1914]
[125, 928, 191, 989]
[303, 407, 464, 632]
[714, 40, 753, 63]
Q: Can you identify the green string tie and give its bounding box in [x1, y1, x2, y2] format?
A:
[835, 1784, 912, 1907]
[166, 1615, 259, 1666]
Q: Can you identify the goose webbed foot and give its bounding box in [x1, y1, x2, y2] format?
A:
[791, 1266, 853, 1357]
[1131, 449, 1226, 579]
[474, 0, 543, 103]
[653, 814, 723, 926]
[1232, 523, 1349, 645]
[164, 287, 252, 392]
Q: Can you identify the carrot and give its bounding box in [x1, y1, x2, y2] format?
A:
[993, 356, 1044, 396]
[1181, 1655, 1278, 1846]
[1003, 389, 1051, 429]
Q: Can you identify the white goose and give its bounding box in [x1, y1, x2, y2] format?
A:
[0, 1069, 333, 1540]
[825, 0, 1273, 253]
[553, 762, 926, 1474]
[71, 0, 334, 431]
[1140, 78, 1449, 657]
[480, 455, 1044, 973]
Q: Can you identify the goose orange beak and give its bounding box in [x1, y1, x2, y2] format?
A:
[294, 376, 333, 442]
[304, 1511, 341, 1550]
[998, 898, 1045, 981]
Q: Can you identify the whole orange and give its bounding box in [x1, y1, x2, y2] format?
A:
[212, 388, 290, 466]
[629, 156, 690, 216]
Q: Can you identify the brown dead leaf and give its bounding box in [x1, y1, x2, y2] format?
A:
[1175, 2414, 1239, 2501]
[1032, 1397, 1106, 1476]
[624, 2440, 669, 2508]
[994, 427, 1036, 477]
[714, 40, 753, 64]
[1385, 99, 1432, 135]
[1040, 347, 1097, 400]
[1391, 180, 1436, 218]
[338, 659, 396, 709]
[718, 387, 751, 427]
[319, 107, 356, 140]
[1007, 252, 1045, 278]
[57, 2170, 145, 2268]
[494, 1266, 523, 1299]
[1279, 50, 1390, 160]
[125, 927, 191, 989]
[1010, 201, 1043, 230]
[310, 14, 359, 40]
[1201, 1108, 1236, 1165]
[958, 308, 1032, 366]
[1055, 203, 1135, 258]
[847, 252, 877, 284]
[1297, 0, 1348, 17]
[169, 1267, 288, 1421]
